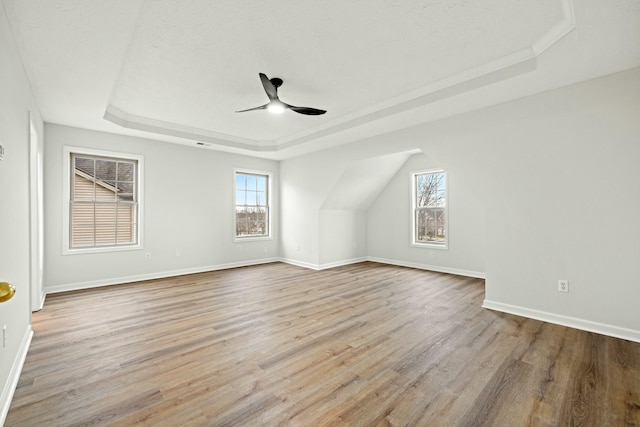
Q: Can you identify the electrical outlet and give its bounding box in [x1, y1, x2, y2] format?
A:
[145, 253, 151, 260]
[558, 280, 569, 293]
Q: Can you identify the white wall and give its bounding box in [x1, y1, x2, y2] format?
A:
[279, 156, 329, 267]
[319, 209, 367, 267]
[44, 125, 279, 292]
[481, 67, 640, 340]
[368, 151, 486, 277]
[279, 118, 486, 276]
[0, 5, 43, 423]
[364, 67, 640, 340]
[280, 144, 416, 269]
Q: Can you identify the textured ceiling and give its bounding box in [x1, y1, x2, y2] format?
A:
[3, 0, 640, 159]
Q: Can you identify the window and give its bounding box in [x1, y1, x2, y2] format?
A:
[412, 170, 447, 248]
[63, 147, 143, 253]
[235, 170, 271, 239]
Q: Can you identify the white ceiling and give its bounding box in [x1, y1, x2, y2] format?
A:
[4, 0, 640, 159]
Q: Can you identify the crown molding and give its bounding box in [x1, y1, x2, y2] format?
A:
[103, 105, 277, 151]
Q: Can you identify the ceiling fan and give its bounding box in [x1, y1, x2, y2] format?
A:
[236, 73, 326, 116]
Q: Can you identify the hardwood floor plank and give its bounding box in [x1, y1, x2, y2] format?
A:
[6, 262, 640, 426]
[457, 357, 534, 427]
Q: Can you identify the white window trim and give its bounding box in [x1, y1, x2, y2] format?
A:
[233, 168, 273, 242]
[410, 169, 448, 250]
[62, 146, 144, 255]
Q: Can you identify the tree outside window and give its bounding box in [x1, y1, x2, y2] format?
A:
[413, 170, 447, 247]
[235, 171, 270, 238]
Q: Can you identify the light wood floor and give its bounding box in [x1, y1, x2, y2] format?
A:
[6, 262, 640, 426]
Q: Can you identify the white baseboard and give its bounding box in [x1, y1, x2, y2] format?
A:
[45, 257, 280, 294]
[34, 292, 46, 312]
[46, 256, 484, 294]
[318, 257, 368, 270]
[279, 257, 321, 270]
[366, 256, 486, 279]
[280, 257, 368, 271]
[1, 325, 33, 426]
[281, 256, 485, 278]
[483, 299, 640, 344]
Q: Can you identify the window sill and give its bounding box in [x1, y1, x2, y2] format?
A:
[63, 244, 142, 256]
[234, 235, 273, 243]
[411, 242, 448, 250]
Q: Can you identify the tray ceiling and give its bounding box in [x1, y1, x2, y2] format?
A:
[4, 0, 640, 158]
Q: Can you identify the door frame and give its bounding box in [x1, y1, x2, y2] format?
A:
[29, 114, 44, 311]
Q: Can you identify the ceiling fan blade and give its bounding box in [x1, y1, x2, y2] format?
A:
[235, 104, 268, 113]
[259, 73, 278, 101]
[238, 75, 326, 115]
[287, 105, 327, 115]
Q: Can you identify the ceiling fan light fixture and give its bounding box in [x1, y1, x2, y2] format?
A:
[236, 73, 326, 116]
[267, 101, 286, 114]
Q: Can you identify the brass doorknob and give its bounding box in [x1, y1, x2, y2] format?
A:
[0, 282, 16, 303]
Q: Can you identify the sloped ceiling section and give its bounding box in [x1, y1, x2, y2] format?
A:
[321, 150, 419, 211]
